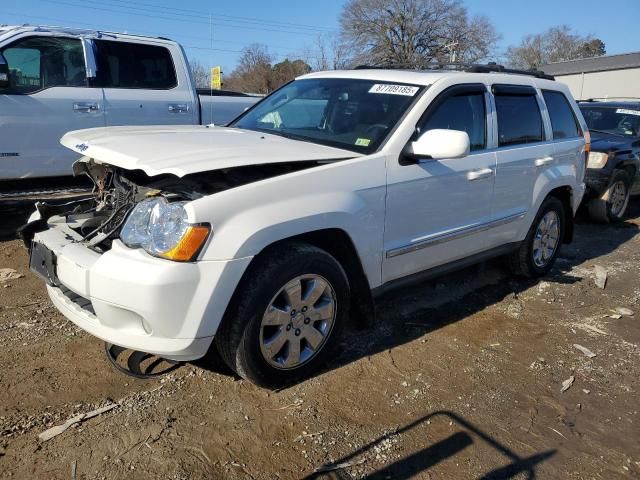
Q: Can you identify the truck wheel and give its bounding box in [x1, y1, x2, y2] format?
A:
[588, 170, 631, 223]
[215, 243, 350, 389]
[508, 196, 565, 278]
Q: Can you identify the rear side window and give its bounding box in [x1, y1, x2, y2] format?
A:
[419, 93, 486, 151]
[1, 36, 86, 94]
[94, 40, 177, 89]
[495, 93, 544, 147]
[543, 90, 580, 139]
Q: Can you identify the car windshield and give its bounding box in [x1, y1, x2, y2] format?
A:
[580, 105, 640, 137]
[231, 78, 424, 153]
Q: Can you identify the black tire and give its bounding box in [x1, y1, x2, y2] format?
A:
[508, 196, 566, 278]
[214, 242, 350, 389]
[588, 169, 632, 223]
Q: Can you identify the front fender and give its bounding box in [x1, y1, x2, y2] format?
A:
[187, 155, 388, 288]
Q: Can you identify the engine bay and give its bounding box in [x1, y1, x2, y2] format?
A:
[19, 158, 320, 252]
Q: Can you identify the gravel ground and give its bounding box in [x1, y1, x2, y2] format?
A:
[0, 201, 638, 479]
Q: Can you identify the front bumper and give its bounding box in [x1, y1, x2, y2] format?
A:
[33, 218, 252, 361]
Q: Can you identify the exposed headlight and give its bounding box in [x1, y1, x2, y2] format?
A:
[587, 151, 610, 169]
[120, 198, 210, 262]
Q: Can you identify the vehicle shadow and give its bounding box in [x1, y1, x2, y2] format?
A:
[325, 199, 639, 373]
[303, 410, 555, 479]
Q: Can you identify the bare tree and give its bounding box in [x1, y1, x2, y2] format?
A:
[314, 33, 351, 71]
[505, 26, 606, 69]
[189, 58, 210, 89]
[224, 44, 311, 94]
[339, 0, 499, 68]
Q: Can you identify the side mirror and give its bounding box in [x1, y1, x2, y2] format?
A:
[0, 53, 9, 89]
[406, 129, 470, 161]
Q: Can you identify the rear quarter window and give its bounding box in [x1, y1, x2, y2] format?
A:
[495, 92, 544, 147]
[542, 90, 580, 139]
[94, 40, 177, 90]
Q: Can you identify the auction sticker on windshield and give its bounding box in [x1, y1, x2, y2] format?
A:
[369, 84, 419, 96]
[616, 108, 640, 116]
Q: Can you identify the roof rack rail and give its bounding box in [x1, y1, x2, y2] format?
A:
[354, 62, 555, 80]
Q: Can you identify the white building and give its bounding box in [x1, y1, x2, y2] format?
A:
[541, 52, 640, 100]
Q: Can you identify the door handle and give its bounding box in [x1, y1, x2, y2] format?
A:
[168, 104, 190, 113]
[535, 156, 554, 167]
[73, 102, 100, 113]
[467, 168, 493, 181]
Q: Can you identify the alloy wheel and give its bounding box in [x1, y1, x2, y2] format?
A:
[532, 211, 560, 268]
[259, 274, 337, 370]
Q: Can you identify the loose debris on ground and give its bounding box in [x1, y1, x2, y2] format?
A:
[1, 203, 639, 479]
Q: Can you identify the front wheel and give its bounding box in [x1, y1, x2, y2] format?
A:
[214, 243, 350, 389]
[588, 170, 631, 223]
[508, 196, 565, 278]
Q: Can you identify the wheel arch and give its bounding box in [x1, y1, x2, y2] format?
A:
[227, 228, 377, 330]
[547, 185, 574, 244]
[620, 163, 637, 180]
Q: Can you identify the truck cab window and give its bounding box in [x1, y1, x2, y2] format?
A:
[1, 37, 86, 94]
[93, 40, 177, 89]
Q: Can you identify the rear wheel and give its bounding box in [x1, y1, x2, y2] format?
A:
[214, 243, 350, 389]
[588, 170, 631, 223]
[508, 196, 565, 278]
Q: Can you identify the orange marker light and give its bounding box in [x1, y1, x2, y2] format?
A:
[584, 129, 591, 164]
[160, 225, 210, 262]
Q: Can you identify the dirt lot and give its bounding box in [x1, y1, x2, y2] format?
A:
[0, 202, 639, 480]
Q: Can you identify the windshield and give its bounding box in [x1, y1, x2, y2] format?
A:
[231, 78, 424, 153]
[580, 105, 640, 137]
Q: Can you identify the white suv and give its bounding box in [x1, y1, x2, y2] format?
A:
[23, 66, 588, 388]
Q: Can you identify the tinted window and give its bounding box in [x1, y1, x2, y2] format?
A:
[543, 90, 580, 139]
[94, 40, 177, 89]
[419, 93, 486, 150]
[495, 93, 544, 146]
[233, 78, 422, 153]
[1, 36, 86, 94]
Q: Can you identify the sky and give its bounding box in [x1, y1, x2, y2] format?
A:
[2, 0, 639, 74]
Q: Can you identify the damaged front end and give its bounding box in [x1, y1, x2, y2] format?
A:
[19, 156, 320, 252]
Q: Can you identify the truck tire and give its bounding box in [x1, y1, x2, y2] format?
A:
[588, 170, 632, 223]
[214, 242, 350, 389]
[508, 196, 565, 278]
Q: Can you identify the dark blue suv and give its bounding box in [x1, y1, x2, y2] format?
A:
[579, 101, 640, 222]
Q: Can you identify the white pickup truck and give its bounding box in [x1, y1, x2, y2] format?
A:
[0, 25, 259, 182]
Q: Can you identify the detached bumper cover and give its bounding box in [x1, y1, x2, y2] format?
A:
[34, 222, 252, 361]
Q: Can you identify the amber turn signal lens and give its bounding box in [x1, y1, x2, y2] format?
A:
[160, 225, 210, 262]
[584, 129, 591, 159]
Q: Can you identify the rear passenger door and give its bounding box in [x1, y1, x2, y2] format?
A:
[488, 85, 552, 248]
[542, 89, 585, 184]
[94, 39, 196, 126]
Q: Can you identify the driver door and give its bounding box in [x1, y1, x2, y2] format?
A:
[382, 84, 497, 283]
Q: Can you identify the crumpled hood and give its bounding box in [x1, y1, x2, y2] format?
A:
[590, 131, 640, 153]
[61, 125, 359, 177]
